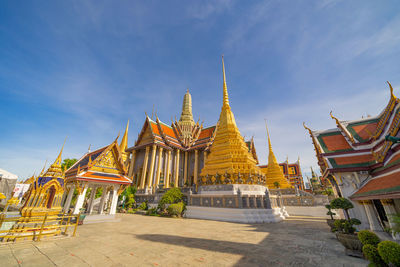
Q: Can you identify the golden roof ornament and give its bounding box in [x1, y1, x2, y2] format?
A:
[43, 139, 66, 178]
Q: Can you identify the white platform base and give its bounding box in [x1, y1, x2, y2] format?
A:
[185, 206, 284, 223]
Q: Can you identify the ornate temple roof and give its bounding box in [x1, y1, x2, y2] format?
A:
[304, 82, 400, 178]
[65, 137, 131, 185]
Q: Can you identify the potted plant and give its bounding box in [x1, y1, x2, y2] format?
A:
[325, 204, 336, 229]
[330, 197, 362, 257]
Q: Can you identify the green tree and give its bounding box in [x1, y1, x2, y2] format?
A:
[61, 158, 78, 171]
[273, 182, 280, 189]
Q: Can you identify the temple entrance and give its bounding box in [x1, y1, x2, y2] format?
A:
[373, 199, 389, 229]
[46, 186, 56, 209]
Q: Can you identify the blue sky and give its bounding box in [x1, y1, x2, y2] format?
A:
[1, 0, 400, 182]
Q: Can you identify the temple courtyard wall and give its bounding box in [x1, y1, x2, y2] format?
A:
[0, 213, 366, 266]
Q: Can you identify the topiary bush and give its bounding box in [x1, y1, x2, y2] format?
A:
[167, 202, 185, 217]
[325, 204, 336, 220]
[362, 244, 387, 267]
[330, 197, 354, 219]
[333, 218, 361, 234]
[377, 240, 400, 266]
[358, 230, 381, 247]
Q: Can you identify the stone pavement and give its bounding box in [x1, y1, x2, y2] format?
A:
[0, 214, 367, 266]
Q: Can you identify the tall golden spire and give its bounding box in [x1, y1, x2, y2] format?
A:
[222, 55, 229, 108]
[264, 121, 292, 189]
[200, 57, 262, 183]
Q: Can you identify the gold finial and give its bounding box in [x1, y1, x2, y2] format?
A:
[120, 120, 129, 153]
[330, 111, 341, 126]
[77, 164, 81, 174]
[222, 55, 230, 108]
[88, 144, 91, 153]
[55, 137, 67, 165]
[39, 159, 48, 176]
[387, 81, 396, 99]
[303, 122, 313, 135]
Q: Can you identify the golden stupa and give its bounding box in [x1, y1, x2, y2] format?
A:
[199, 56, 264, 185]
[264, 123, 292, 189]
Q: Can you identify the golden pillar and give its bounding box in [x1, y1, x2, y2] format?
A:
[128, 150, 136, 178]
[203, 150, 207, 163]
[194, 150, 198, 186]
[174, 149, 180, 187]
[147, 144, 157, 189]
[184, 151, 188, 186]
[154, 146, 164, 193]
[165, 150, 171, 188]
[140, 146, 150, 189]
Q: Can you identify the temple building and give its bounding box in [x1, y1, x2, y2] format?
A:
[20, 143, 66, 220]
[125, 89, 216, 194]
[259, 125, 293, 189]
[304, 82, 400, 239]
[64, 126, 132, 216]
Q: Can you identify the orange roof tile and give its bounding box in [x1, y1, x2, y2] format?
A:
[321, 134, 352, 151]
[150, 122, 160, 135]
[351, 171, 400, 199]
[352, 122, 377, 141]
[334, 154, 375, 165]
[198, 127, 215, 139]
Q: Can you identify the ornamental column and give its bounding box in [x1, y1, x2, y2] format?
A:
[140, 146, 150, 189]
[147, 144, 157, 190]
[63, 184, 75, 213]
[98, 186, 107, 214]
[165, 150, 171, 188]
[381, 199, 400, 240]
[109, 186, 119, 215]
[88, 185, 97, 214]
[184, 151, 188, 186]
[194, 150, 199, 186]
[73, 185, 88, 214]
[128, 150, 136, 177]
[154, 146, 164, 193]
[362, 200, 382, 231]
[174, 149, 180, 187]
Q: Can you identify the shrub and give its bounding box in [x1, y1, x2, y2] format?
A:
[377, 240, 400, 266]
[333, 219, 361, 234]
[362, 244, 387, 267]
[330, 197, 354, 219]
[146, 207, 159, 216]
[358, 230, 380, 247]
[159, 188, 183, 209]
[167, 202, 184, 217]
[138, 201, 148, 210]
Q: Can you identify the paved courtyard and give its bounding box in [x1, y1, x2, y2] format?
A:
[0, 214, 366, 266]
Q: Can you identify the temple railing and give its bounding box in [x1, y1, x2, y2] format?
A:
[187, 194, 279, 209]
[0, 212, 81, 243]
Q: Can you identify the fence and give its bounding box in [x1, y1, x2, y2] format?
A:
[0, 212, 80, 243]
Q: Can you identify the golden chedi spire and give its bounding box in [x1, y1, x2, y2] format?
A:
[200, 56, 263, 184]
[43, 139, 66, 179]
[120, 120, 129, 162]
[178, 89, 196, 144]
[264, 121, 292, 189]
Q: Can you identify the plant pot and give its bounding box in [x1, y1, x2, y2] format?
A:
[335, 233, 363, 258]
[326, 219, 335, 229]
